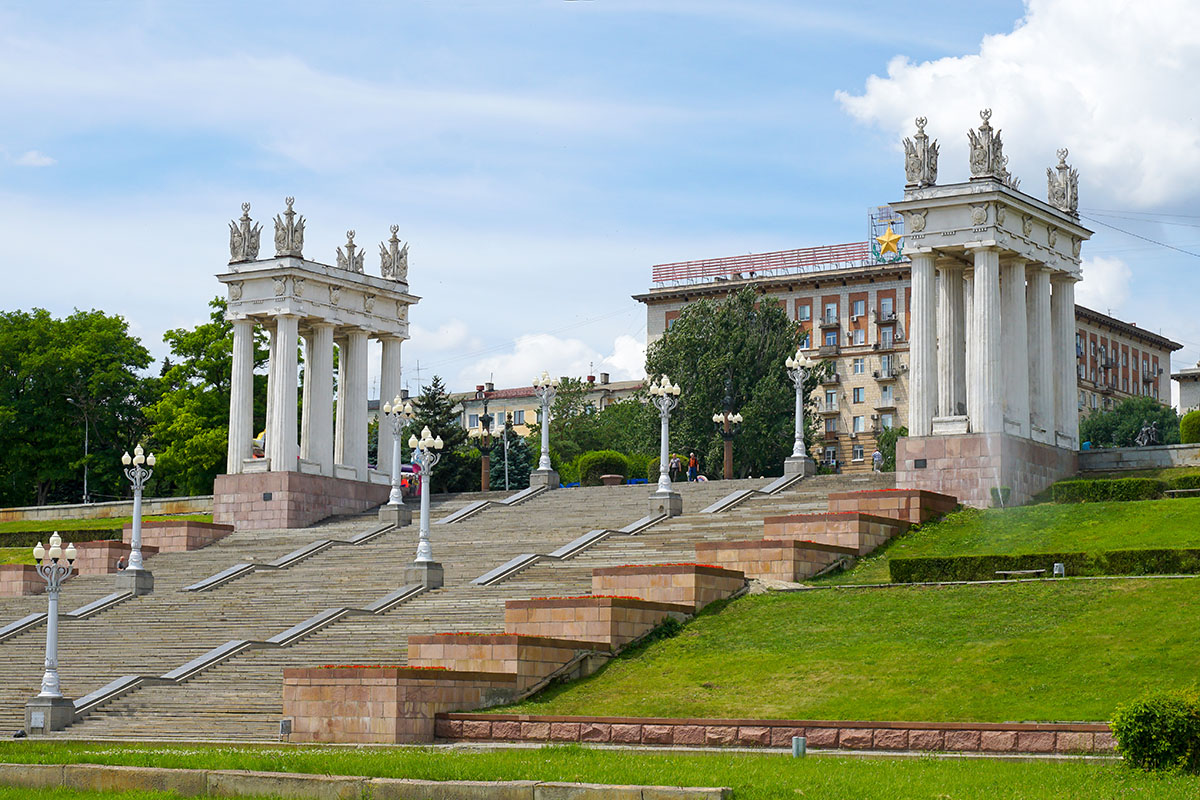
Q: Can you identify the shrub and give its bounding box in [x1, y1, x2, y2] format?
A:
[576, 450, 630, 486]
[0, 530, 121, 548]
[1167, 474, 1200, 491]
[1181, 410, 1200, 444]
[1111, 689, 1200, 773]
[625, 453, 652, 484]
[557, 458, 580, 486]
[1051, 478, 1165, 503]
[888, 548, 1200, 583]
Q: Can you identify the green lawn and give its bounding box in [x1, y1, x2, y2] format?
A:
[500, 578, 1200, 723]
[0, 548, 33, 566]
[0, 515, 212, 535]
[818, 497, 1200, 585]
[0, 742, 1197, 800]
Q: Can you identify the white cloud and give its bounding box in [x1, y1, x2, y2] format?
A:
[1077, 256, 1132, 314]
[13, 149, 54, 166]
[453, 332, 647, 390]
[836, 0, 1200, 207]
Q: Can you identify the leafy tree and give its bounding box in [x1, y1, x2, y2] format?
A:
[524, 376, 604, 474]
[644, 286, 825, 478]
[876, 425, 908, 472]
[408, 375, 474, 493]
[145, 298, 268, 495]
[0, 308, 151, 506]
[1079, 396, 1180, 448]
[489, 429, 531, 490]
[593, 394, 659, 457]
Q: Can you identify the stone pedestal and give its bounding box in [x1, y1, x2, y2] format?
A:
[404, 562, 444, 590]
[378, 504, 413, 527]
[648, 490, 683, 518]
[783, 456, 816, 477]
[214, 471, 390, 530]
[896, 432, 1077, 508]
[529, 469, 560, 491]
[25, 695, 75, 735]
[114, 568, 154, 596]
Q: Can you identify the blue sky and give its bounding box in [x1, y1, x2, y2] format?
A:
[2, 0, 1198, 403]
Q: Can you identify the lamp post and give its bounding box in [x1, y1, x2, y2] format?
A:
[530, 371, 560, 490]
[648, 374, 683, 517]
[405, 426, 444, 589]
[711, 379, 743, 480]
[24, 533, 77, 734]
[380, 395, 415, 527]
[119, 445, 155, 595]
[66, 398, 90, 504]
[473, 386, 493, 493]
[489, 413, 512, 491]
[784, 349, 818, 477]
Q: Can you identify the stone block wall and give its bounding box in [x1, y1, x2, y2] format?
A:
[0, 495, 212, 524]
[591, 564, 746, 612]
[282, 667, 519, 744]
[504, 597, 691, 648]
[73, 541, 159, 575]
[0, 565, 43, 596]
[407, 634, 604, 690]
[214, 471, 390, 530]
[828, 488, 958, 524]
[123, 521, 233, 552]
[1079, 442, 1200, 472]
[762, 512, 908, 554]
[895, 433, 1077, 509]
[693, 540, 854, 582]
[437, 713, 1116, 755]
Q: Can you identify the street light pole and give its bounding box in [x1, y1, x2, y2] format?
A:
[24, 533, 77, 734]
[380, 396, 415, 527]
[530, 372, 560, 490]
[711, 379, 743, 481]
[119, 445, 155, 595]
[784, 349, 819, 477]
[473, 386, 493, 493]
[405, 426, 444, 589]
[648, 374, 683, 517]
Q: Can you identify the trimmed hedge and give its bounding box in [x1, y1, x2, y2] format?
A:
[0, 530, 121, 548]
[1052, 478, 1165, 503]
[1112, 689, 1200, 773]
[576, 450, 630, 486]
[1167, 475, 1200, 491]
[1181, 410, 1200, 445]
[889, 547, 1200, 583]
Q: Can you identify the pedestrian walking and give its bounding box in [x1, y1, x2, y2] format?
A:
[872, 448, 884, 472]
[687, 452, 698, 482]
[668, 454, 681, 482]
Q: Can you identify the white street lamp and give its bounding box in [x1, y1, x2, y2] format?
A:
[24, 533, 77, 734]
[530, 371, 561, 490]
[408, 427, 444, 585]
[119, 445, 155, 594]
[648, 374, 683, 517]
[784, 349, 819, 477]
[381, 396, 415, 506]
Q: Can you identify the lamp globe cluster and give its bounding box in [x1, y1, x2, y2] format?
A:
[532, 371, 560, 390]
[785, 350, 816, 371]
[649, 374, 681, 397]
[408, 426, 444, 452]
[32, 532, 76, 564]
[120, 444, 156, 467]
[382, 396, 413, 417]
[712, 411, 744, 425]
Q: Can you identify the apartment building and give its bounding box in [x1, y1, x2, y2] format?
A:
[635, 240, 1179, 471]
[451, 373, 642, 436]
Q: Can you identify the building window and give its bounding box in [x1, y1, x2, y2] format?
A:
[825, 417, 837, 433]
[880, 413, 894, 429]
[1076, 333, 1083, 356]
[513, 409, 525, 425]
[1078, 391, 1085, 410]
[1078, 363, 1085, 379]
[1091, 393, 1098, 409]
[824, 303, 838, 324]
[825, 389, 837, 410]
[853, 387, 864, 403]
[1123, 351, 1128, 366]
[880, 296, 895, 318]
[880, 327, 894, 349]
[880, 354, 892, 374]
[1091, 341, 1097, 356]
[824, 330, 838, 347]
[852, 299, 865, 318]
[797, 304, 811, 321]
[852, 328, 865, 345]
[800, 331, 811, 348]
[853, 357, 865, 374]
[852, 444, 865, 461]
[881, 385, 894, 405]
[468, 413, 479, 428]
[853, 415, 865, 433]
[823, 445, 837, 464]
[1123, 378, 1129, 392]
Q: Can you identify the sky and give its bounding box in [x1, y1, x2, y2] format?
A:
[2, 0, 1199, 405]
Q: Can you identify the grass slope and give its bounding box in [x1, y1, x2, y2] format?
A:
[501, 579, 1200, 722]
[0, 515, 212, 535]
[821, 497, 1200, 585]
[0, 742, 1197, 800]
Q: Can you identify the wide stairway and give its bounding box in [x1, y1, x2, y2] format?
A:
[0, 474, 890, 740]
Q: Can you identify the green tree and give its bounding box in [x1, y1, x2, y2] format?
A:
[644, 286, 825, 478]
[0, 308, 152, 506]
[489, 429, 531, 490]
[876, 425, 908, 472]
[145, 298, 268, 495]
[409, 375, 474, 493]
[1079, 396, 1181, 448]
[525, 376, 605, 474]
[593, 394, 659, 457]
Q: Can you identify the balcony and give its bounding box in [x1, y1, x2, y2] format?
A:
[873, 340, 896, 352]
[820, 314, 841, 329]
[819, 344, 840, 357]
[821, 372, 840, 386]
[818, 403, 840, 415]
[875, 399, 897, 411]
[873, 369, 897, 381]
[823, 430, 840, 442]
[875, 310, 898, 324]
[1143, 373, 1155, 384]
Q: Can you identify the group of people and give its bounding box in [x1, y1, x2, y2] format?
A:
[667, 452, 701, 482]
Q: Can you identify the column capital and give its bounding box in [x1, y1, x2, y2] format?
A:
[962, 241, 1001, 251]
[1050, 271, 1080, 285]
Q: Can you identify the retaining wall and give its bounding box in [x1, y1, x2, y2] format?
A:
[214, 472, 389, 530]
[123, 520, 233, 552]
[0, 564, 43, 596]
[0, 495, 212, 523]
[590, 564, 745, 612]
[1079, 442, 1200, 472]
[693, 539, 853, 582]
[505, 597, 691, 648]
[762, 512, 908, 554]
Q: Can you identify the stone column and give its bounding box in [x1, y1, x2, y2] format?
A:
[1051, 275, 1079, 447]
[969, 246, 1002, 434]
[264, 323, 277, 466]
[377, 337, 404, 477]
[300, 330, 314, 463]
[341, 330, 370, 480]
[964, 271, 975, 427]
[1026, 265, 1054, 442]
[226, 319, 255, 474]
[1000, 258, 1030, 438]
[936, 263, 966, 417]
[908, 251, 938, 437]
[268, 314, 300, 471]
[303, 324, 335, 475]
[334, 336, 347, 466]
